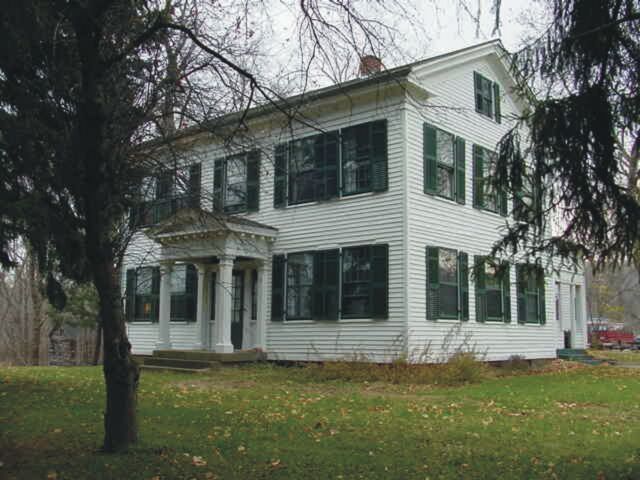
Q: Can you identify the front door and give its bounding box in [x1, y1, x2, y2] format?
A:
[231, 271, 244, 350]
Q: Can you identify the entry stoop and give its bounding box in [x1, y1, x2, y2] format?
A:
[139, 348, 266, 373]
[557, 349, 605, 365]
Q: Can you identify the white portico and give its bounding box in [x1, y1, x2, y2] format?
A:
[149, 209, 277, 354]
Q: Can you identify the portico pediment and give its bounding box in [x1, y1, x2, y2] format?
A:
[147, 208, 277, 262]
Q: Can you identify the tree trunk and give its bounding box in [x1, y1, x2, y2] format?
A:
[93, 321, 102, 366]
[94, 260, 139, 452]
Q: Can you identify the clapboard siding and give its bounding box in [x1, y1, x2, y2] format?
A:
[126, 93, 408, 360]
[254, 97, 406, 362]
[405, 57, 583, 361]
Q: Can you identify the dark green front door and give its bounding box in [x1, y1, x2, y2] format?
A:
[231, 271, 244, 350]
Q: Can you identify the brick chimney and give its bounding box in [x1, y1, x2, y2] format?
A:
[359, 55, 383, 76]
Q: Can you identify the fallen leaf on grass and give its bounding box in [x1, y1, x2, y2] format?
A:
[192, 456, 207, 467]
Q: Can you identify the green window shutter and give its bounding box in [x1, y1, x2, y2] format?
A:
[185, 264, 198, 322]
[371, 120, 388, 192]
[324, 132, 339, 199]
[537, 267, 546, 325]
[151, 267, 161, 322]
[188, 163, 202, 209]
[125, 269, 136, 321]
[458, 251, 469, 320]
[426, 246, 440, 320]
[474, 256, 486, 323]
[423, 124, 437, 194]
[312, 250, 339, 320]
[271, 255, 286, 321]
[498, 182, 508, 217]
[474, 71, 482, 113]
[493, 82, 502, 123]
[273, 144, 288, 208]
[213, 158, 224, 212]
[502, 262, 511, 323]
[246, 150, 260, 212]
[313, 135, 327, 200]
[371, 244, 389, 319]
[472, 145, 484, 209]
[516, 265, 526, 324]
[455, 137, 466, 204]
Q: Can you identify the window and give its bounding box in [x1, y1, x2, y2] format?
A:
[426, 247, 469, 321]
[169, 264, 197, 322]
[213, 151, 260, 213]
[273, 120, 387, 208]
[516, 264, 546, 324]
[289, 136, 323, 205]
[514, 168, 543, 224]
[423, 124, 466, 203]
[474, 257, 511, 323]
[130, 163, 201, 228]
[472, 145, 507, 215]
[287, 253, 314, 319]
[474, 72, 501, 123]
[271, 245, 387, 321]
[125, 267, 159, 322]
[342, 120, 387, 195]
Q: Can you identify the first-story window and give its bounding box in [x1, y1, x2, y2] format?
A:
[516, 264, 546, 324]
[169, 264, 197, 322]
[271, 245, 387, 321]
[426, 246, 469, 321]
[125, 264, 197, 323]
[474, 256, 511, 323]
[125, 266, 159, 322]
[423, 124, 466, 204]
[286, 253, 314, 319]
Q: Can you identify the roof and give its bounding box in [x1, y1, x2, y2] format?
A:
[154, 39, 508, 145]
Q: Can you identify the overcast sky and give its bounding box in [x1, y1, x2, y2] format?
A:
[255, 0, 550, 92]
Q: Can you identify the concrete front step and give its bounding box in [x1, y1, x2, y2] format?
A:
[153, 349, 266, 363]
[140, 364, 211, 374]
[144, 356, 219, 370]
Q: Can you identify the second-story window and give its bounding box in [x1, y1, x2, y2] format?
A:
[273, 120, 387, 208]
[213, 151, 260, 214]
[289, 137, 319, 205]
[472, 145, 507, 216]
[423, 124, 466, 204]
[130, 163, 201, 228]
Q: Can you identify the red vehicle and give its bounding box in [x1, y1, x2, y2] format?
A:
[589, 323, 636, 348]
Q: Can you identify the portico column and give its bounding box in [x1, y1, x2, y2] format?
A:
[156, 261, 173, 350]
[255, 260, 268, 352]
[193, 263, 209, 350]
[215, 255, 235, 353]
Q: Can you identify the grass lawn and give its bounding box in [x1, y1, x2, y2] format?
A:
[1, 363, 639, 480]
[588, 349, 640, 364]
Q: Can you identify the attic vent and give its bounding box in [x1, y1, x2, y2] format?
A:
[359, 55, 383, 76]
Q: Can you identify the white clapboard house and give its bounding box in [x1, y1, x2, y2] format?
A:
[124, 40, 587, 363]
